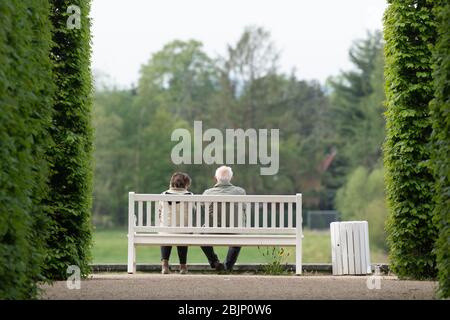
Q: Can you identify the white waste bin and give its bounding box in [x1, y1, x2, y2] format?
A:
[330, 221, 371, 275]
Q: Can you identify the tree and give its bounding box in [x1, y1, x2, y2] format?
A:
[137, 39, 218, 123]
[324, 31, 386, 209]
[93, 88, 193, 225]
[327, 31, 385, 173]
[430, 0, 450, 298]
[92, 89, 132, 226]
[44, 0, 94, 279]
[217, 26, 280, 129]
[0, 0, 54, 298]
[383, 0, 437, 279]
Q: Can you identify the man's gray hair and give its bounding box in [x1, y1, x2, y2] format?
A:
[215, 166, 233, 183]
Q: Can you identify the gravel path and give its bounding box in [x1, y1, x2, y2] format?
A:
[39, 273, 438, 300]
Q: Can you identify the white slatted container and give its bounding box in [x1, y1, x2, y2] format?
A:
[330, 221, 371, 275]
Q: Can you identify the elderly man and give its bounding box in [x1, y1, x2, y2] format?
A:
[201, 166, 246, 272]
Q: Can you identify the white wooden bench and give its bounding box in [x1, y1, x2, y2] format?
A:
[127, 192, 303, 274]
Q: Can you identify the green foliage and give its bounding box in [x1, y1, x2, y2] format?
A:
[258, 247, 291, 275]
[137, 39, 218, 122]
[383, 0, 438, 279]
[430, 0, 450, 298]
[44, 0, 94, 279]
[93, 30, 333, 225]
[92, 89, 191, 226]
[335, 166, 388, 251]
[327, 31, 385, 174]
[324, 31, 386, 211]
[92, 89, 135, 226]
[0, 1, 54, 298]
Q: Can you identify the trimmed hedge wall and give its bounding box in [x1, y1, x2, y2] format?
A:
[431, 0, 450, 298]
[43, 0, 94, 279]
[0, 1, 54, 298]
[383, 0, 438, 279]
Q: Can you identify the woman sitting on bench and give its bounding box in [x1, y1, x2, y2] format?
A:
[158, 172, 193, 274]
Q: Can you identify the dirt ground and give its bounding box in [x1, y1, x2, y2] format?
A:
[40, 273, 438, 300]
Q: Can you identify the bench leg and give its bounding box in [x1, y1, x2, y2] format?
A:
[296, 240, 302, 275]
[127, 236, 136, 274]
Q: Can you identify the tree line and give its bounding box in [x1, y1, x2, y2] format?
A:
[92, 27, 387, 249]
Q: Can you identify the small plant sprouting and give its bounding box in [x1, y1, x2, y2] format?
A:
[258, 246, 290, 275]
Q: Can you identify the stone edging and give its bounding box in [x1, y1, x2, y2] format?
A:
[91, 263, 389, 274]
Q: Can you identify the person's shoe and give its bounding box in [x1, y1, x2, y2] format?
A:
[161, 259, 170, 274]
[223, 264, 233, 274]
[226, 263, 234, 270]
[213, 261, 224, 271]
[180, 264, 188, 274]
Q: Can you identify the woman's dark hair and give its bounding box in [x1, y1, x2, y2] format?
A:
[169, 172, 191, 189]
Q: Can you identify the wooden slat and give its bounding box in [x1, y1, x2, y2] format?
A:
[295, 193, 303, 275]
[134, 233, 297, 246]
[204, 202, 210, 228]
[288, 202, 293, 228]
[179, 201, 185, 227]
[134, 226, 296, 234]
[229, 202, 234, 228]
[271, 202, 276, 228]
[347, 223, 355, 274]
[246, 202, 251, 228]
[146, 201, 151, 226]
[134, 194, 296, 203]
[212, 202, 218, 228]
[163, 202, 169, 227]
[221, 202, 226, 228]
[138, 201, 143, 226]
[238, 202, 243, 228]
[188, 202, 193, 227]
[363, 221, 371, 273]
[128, 192, 135, 273]
[171, 202, 176, 227]
[340, 223, 349, 274]
[336, 223, 343, 275]
[254, 203, 259, 228]
[359, 223, 366, 273]
[330, 222, 336, 275]
[330, 222, 340, 275]
[153, 202, 156, 227]
[353, 223, 362, 274]
[196, 202, 201, 227]
[279, 202, 284, 228]
[263, 203, 268, 228]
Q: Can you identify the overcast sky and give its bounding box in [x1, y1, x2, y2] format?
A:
[91, 0, 387, 88]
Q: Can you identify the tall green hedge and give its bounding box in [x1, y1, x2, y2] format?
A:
[44, 0, 94, 279]
[430, 1, 450, 298]
[383, 0, 438, 279]
[0, 1, 54, 298]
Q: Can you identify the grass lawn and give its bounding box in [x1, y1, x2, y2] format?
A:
[92, 228, 388, 264]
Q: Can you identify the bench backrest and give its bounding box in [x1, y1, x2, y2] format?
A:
[129, 192, 302, 235]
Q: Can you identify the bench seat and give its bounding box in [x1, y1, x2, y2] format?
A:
[133, 233, 298, 246]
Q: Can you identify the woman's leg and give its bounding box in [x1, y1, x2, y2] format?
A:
[177, 246, 188, 264]
[160, 246, 172, 274]
[161, 246, 172, 261]
[177, 246, 188, 274]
